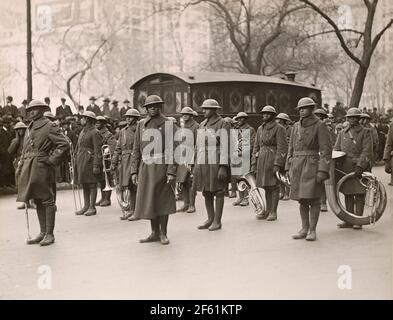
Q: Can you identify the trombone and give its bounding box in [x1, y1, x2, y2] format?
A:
[101, 144, 113, 191]
[68, 139, 82, 212]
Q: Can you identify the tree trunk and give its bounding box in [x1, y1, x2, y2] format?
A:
[349, 65, 368, 109]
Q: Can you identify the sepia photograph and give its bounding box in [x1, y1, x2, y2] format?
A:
[0, 0, 392, 304]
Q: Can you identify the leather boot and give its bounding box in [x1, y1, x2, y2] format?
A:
[17, 203, 25, 210]
[140, 218, 160, 243]
[127, 191, 139, 221]
[85, 187, 97, 216]
[100, 191, 111, 207]
[209, 194, 223, 231]
[159, 215, 170, 245]
[320, 188, 328, 212]
[353, 194, 365, 230]
[76, 186, 90, 215]
[306, 200, 320, 241]
[187, 187, 196, 213]
[293, 200, 310, 239]
[40, 205, 56, 246]
[259, 189, 272, 220]
[27, 202, 46, 245]
[233, 190, 244, 206]
[198, 193, 214, 229]
[267, 187, 279, 221]
[96, 186, 104, 206]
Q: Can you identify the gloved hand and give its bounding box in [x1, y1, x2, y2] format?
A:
[316, 171, 329, 183]
[131, 174, 138, 185]
[354, 166, 363, 179]
[93, 166, 100, 175]
[218, 166, 228, 181]
[385, 160, 392, 174]
[273, 165, 281, 174]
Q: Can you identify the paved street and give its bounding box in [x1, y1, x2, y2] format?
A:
[0, 166, 392, 300]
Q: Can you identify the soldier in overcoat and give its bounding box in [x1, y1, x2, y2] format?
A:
[111, 108, 140, 220]
[285, 97, 332, 241]
[334, 108, 373, 230]
[276, 112, 292, 200]
[74, 111, 103, 216]
[176, 107, 199, 213]
[16, 100, 70, 246]
[360, 113, 379, 168]
[130, 95, 177, 245]
[193, 99, 230, 231]
[383, 121, 393, 185]
[231, 112, 256, 207]
[95, 116, 117, 207]
[251, 106, 287, 221]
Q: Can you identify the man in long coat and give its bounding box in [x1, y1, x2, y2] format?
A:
[232, 112, 256, 207]
[360, 113, 379, 168]
[193, 99, 230, 231]
[2, 96, 18, 119]
[111, 108, 140, 220]
[285, 97, 332, 241]
[95, 116, 117, 207]
[251, 106, 287, 221]
[86, 96, 102, 116]
[176, 107, 199, 213]
[334, 108, 372, 230]
[100, 98, 111, 117]
[384, 121, 393, 185]
[16, 100, 69, 246]
[55, 98, 73, 120]
[130, 95, 177, 245]
[74, 111, 103, 216]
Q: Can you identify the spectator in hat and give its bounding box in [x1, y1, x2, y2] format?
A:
[0, 115, 16, 189]
[55, 97, 73, 119]
[18, 99, 28, 120]
[86, 96, 102, 116]
[101, 97, 111, 117]
[2, 96, 18, 119]
[110, 99, 121, 121]
[44, 97, 51, 108]
[120, 99, 131, 119]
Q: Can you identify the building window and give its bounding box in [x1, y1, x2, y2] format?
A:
[244, 95, 256, 113]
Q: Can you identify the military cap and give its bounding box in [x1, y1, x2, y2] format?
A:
[260, 105, 277, 114]
[201, 99, 221, 109]
[43, 111, 56, 120]
[276, 113, 290, 122]
[180, 107, 195, 115]
[14, 121, 27, 130]
[233, 112, 248, 121]
[125, 109, 140, 117]
[314, 108, 328, 116]
[296, 97, 316, 109]
[96, 116, 107, 121]
[143, 95, 164, 108]
[82, 111, 96, 120]
[328, 113, 334, 119]
[360, 113, 371, 119]
[346, 108, 362, 117]
[26, 99, 48, 110]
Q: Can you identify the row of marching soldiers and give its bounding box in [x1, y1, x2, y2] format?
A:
[15, 94, 391, 246]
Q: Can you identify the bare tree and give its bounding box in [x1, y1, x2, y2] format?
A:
[299, 0, 393, 109]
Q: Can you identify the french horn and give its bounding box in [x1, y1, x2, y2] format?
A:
[325, 151, 387, 225]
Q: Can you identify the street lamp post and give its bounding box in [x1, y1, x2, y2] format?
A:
[27, 0, 32, 101]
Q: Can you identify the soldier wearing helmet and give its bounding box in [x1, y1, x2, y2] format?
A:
[16, 100, 70, 246]
[383, 120, 393, 185]
[334, 107, 373, 230]
[251, 106, 287, 221]
[232, 111, 256, 207]
[193, 99, 231, 231]
[130, 95, 178, 245]
[285, 97, 332, 241]
[176, 107, 199, 213]
[74, 111, 103, 217]
[111, 108, 141, 221]
[95, 116, 117, 207]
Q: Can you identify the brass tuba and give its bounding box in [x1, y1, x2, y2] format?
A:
[325, 151, 387, 225]
[237, 171, 266, 218]
[101, 145, 113, 191]
[113, 170, 131, 214]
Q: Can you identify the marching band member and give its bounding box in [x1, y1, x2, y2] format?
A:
[176, 107, 199, 213]
[111, 108, 141, 220]
[74, 111, 103, 216]
[251, 106, 287, 221]
[130, 95, 177, 245]
[383, 120, 393, 186]
[334, 108, 372, 230]
[96, 116, 117, 207]
[16, 100, 69, 246]
[193, 99, 230, 231]
[286, 98, 332, 241]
